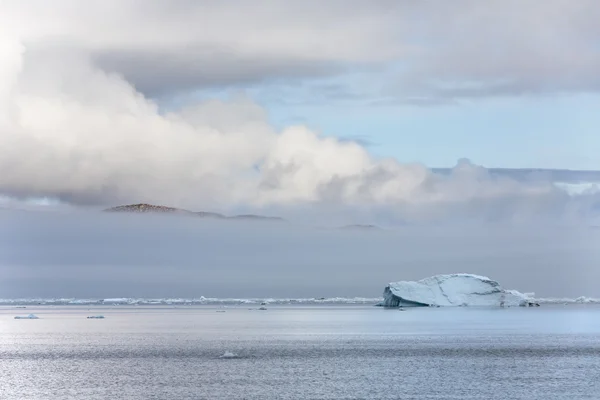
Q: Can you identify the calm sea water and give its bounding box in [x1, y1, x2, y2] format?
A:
[1, 305, 600, 399]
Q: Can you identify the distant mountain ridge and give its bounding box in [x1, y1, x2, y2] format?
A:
[103, 204, 386, 229]
[432, 168, 600, 183]
[339, 224, 382, 231]
[104, 203, 284, 221]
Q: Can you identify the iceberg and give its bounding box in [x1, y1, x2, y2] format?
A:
[14, 313, 39, 319]
[219, 351, 239, 359]
[383, 274, 536, 307]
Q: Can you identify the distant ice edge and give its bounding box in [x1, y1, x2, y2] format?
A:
[0, 297, 382, 306]
[1, 292, 599, 307]
[382, 274, 540, 307]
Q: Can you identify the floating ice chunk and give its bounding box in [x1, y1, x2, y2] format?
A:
[14, 314, 39, 319]
[219, 351, 239, 359]
[86, 315, 105, 319]
[575, 296, 597, 303]
[101, 298, 131, 304]
[535, 296, 600, 304]
[383, 274, 533, 307]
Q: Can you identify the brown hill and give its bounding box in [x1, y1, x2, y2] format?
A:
[103, 203, 283, 221]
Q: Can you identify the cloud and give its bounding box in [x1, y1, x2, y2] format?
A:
[337, 135, 378, 148]
[3, 1, 599, 100]
[392, 0, 600, 99]
[2, 1, 400, 96]
[0, 1, 599, 225]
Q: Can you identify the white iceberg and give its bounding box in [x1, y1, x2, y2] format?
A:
[219, 351, 239, 359]
[14, 313, 39, 319]
[383, 274, 536, 307]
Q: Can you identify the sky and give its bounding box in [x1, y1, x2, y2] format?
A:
[1, 1, 600, 217]
[1, 1, 600, 298]
[175, 89, 600, 170]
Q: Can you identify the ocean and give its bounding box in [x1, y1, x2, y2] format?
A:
[2, 304, 600, 399]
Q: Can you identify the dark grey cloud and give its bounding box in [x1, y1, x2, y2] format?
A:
[366, 97, 461, 107]
[4, 1, 400, 98]
[5, 1, 600, 101]
[394, 0, 600, 99]
[93, 48, 341, 96]
[336, 135, 378, 148]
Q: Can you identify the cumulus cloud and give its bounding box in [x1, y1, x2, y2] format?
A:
[0, 1, 599, 224]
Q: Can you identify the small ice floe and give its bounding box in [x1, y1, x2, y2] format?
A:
[258, 306, 267, 310]
[86, 315, 105, 319]
[14, 314, 39, 319]
[219, 351, 239, 359]
[398, 307, 406, 311]
[216, 310, 226, 313]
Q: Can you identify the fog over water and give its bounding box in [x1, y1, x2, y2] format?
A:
[1, 210, 599, 299]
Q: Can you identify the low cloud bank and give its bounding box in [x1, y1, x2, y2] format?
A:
[1, 211, 599, 299]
